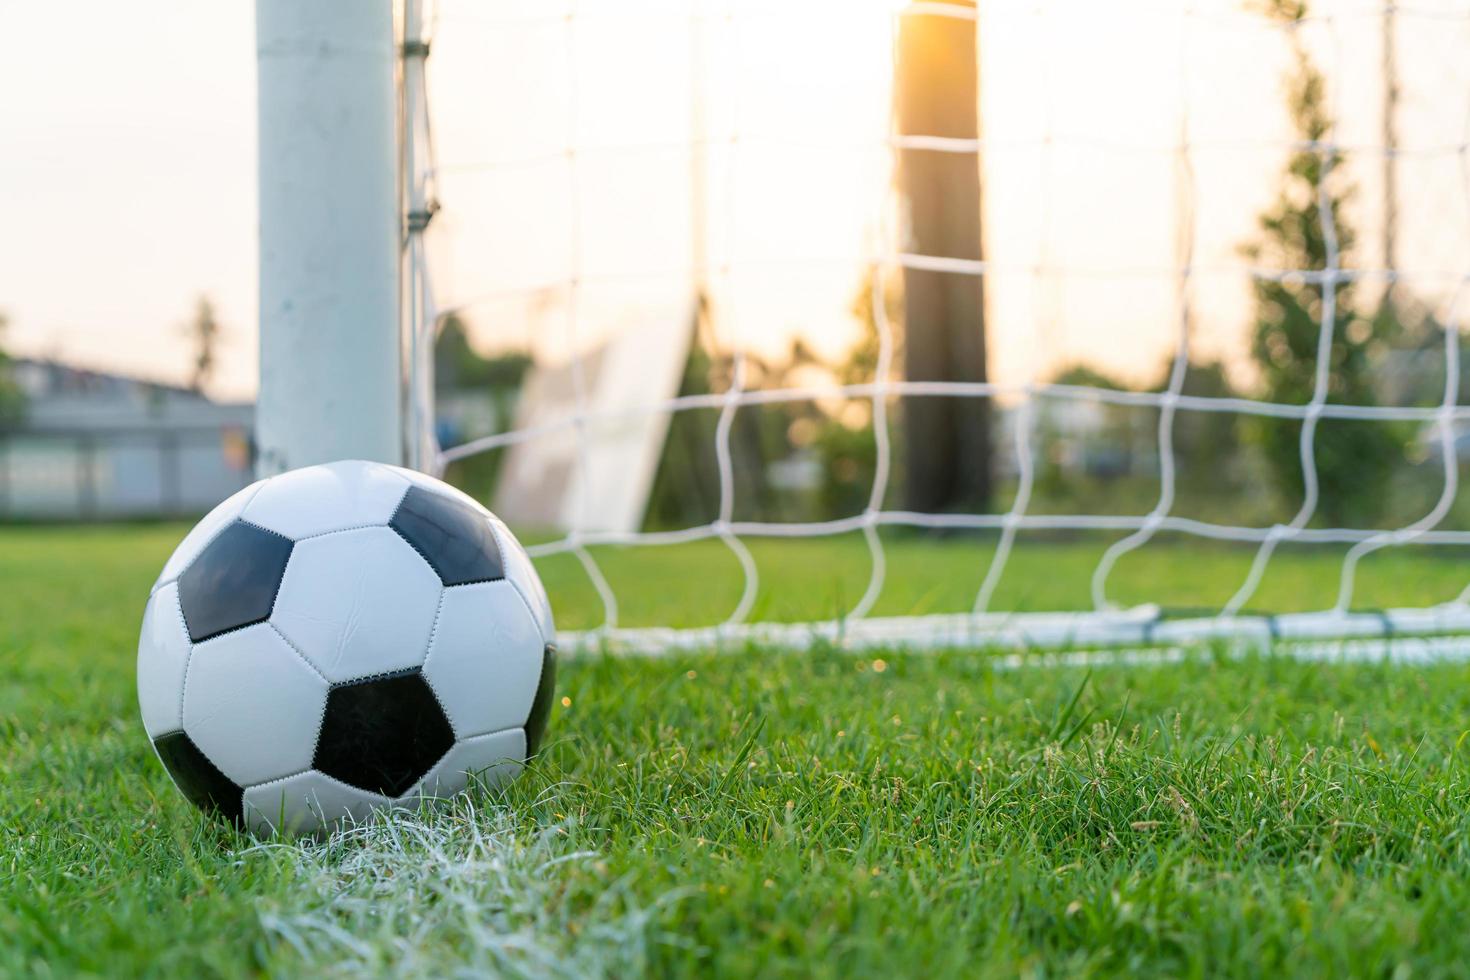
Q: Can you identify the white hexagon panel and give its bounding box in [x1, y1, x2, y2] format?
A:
[241, 459, 412, 540]
[405, 728, 527, 803]
[270, 526, 443, 683]
[181, 624, 329, 787]
[136, 582, 192, 739]
[421, 581, 546, 740]
[242, 770, 392, 839]
[489, 516, 556, 647]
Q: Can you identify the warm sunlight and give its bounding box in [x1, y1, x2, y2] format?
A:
[11, 6, 1470, 975]
[4, 0, 1467, 399]
[422, 0, 1469, 397]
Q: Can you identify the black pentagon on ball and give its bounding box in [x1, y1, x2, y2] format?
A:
[524, 644, 557, 758]
[313, 668, 455, 797]
[153, 730, 244, 827]
[389, 486, 504, 586]
[178, 521, 293, 642]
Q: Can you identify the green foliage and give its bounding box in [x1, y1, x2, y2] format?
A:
[1033, 363, 1140, 504]
[1150, 357, 1245, 493]
[7, 524, 1470, 976]
[644, 272, 897, 528]
[1364, 296, 1464, 407]
[434, 314, 532, 391]
[841, 265, 899, 388]
[644, 323, 724, 529]
[813, 412, 877, 518]
[1246, 0, 1408, 526]
[643, 303, 840, 528]
[439, 456, 499, 521]
[807, 279, 889, 517]
[1051, 363, 1128, 392]
[434, 314, 533, 502]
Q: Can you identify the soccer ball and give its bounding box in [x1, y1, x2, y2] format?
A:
[136, 460, 555, 837]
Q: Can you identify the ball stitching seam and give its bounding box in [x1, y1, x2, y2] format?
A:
[265, 621, 332, 766]
[416, 590, 457, 739]
[150, 479, 269, 597]
[171, 587, 194, 733]
[289, 522, 393, 543]
[488, 519, 554, 643]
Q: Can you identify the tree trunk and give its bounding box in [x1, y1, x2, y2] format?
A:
[896, 1, 991, 514]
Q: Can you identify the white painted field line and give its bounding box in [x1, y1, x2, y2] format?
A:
[238, 636, 1470, 976]
[247, 797, 683, 979]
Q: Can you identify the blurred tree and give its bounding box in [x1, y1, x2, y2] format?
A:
[1051, 364, 1126, 393]
[1148, 356, 1242, 489]
[814, 409, 877, 519]
[644, 360, 802, 527]
[642, 296, 789, 528]
[434, 314, 532, 391]
[433, 313, 533, 502]
[185, 296, 221, 394]
[842, 265, 901, 388]
[806, 276, 895, 518]
[644, 291, 889, 529]
[896, 0, 992, 514]
[643, 306, 724, 530]
[1369, 298, 1461, 407]
[1244, 0, 1406, 526]
[1042, 363, 1136, 481]
[0, 312, 23, 421]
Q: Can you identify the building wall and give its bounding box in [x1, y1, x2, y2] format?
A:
[1, 360, 255, 520]
[0, 425, 253, 519]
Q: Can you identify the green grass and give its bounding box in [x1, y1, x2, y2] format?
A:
[5, 524, 1470, 977]
[544, 528, 1470, 629]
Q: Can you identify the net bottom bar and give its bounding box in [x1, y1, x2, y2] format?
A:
[555, 604, 1470, 657]
[981, 633, 1470, 671]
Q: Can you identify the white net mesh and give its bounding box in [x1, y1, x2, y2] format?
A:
[404, 0, 1470, 653]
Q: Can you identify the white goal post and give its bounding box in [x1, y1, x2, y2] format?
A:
[260, 0, 1470, 654]
[256, 0, 402, 475]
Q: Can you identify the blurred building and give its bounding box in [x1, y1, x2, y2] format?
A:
[0, 359, 253, 520]
[992, 397, 1159, 482]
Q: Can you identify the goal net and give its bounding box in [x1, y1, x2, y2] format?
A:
[402, 0, 1470, 653]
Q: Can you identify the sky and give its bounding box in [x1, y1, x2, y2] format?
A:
[2, 0, 1468, 403]
[0, 1, 258, 400]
